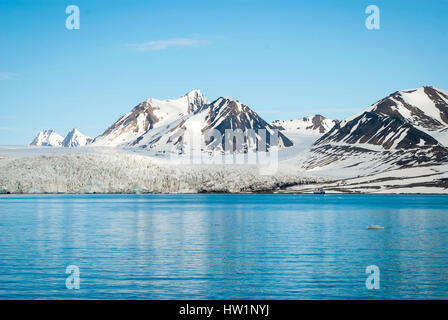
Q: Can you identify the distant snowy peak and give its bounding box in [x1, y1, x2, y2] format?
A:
[271, 115, 337, 134]
[93, 90, 209, 147]
[29, 130, 64, 147]
[29, 129, 92, 147]
[62, 128, 93, 147]
[93, 92, 293, 152]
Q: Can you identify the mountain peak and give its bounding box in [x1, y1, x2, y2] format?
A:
[184, 89, 209, 113]
[217, 96, 241, 104]
[396, 86, 447, 96]
[94, 91, 209, 146]
[62, 128, 93, 147]
[184, 89, 203, 97]
[366, 85, 448, 131]
[29, 129, 64, 147]
[210, 97, 246, 114]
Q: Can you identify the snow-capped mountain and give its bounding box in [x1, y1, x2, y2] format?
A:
[29, 129, 92, 147]
[29, 130, 64, 147]
[62, 128, 93, 147]
[93, 90, 209, 147]
[304, 86, 448, 172]
[361, 86, 448, 146]
[271, 115, 337, 135]
[93, 90, 293, 153]
[365, 87, 448, 129]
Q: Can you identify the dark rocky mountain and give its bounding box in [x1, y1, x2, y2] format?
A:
[200, 97, 293, 152]
[304, 86, 448, 171]
[367, 86, 448, 131]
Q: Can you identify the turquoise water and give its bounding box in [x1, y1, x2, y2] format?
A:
[0, 194, 447, 299]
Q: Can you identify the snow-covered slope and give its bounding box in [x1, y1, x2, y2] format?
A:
[285, 164, 448, 194]
[271, 115, 337, 135]
[62, 128, 93, 147]
[93, 90, 293, 153]
[29, 130, 64, 147]
[303, 86, 448, 173]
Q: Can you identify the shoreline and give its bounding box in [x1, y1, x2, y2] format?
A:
[1, 192, 447, 196]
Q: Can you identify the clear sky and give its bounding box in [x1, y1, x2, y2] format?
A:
[0, 0, 447, 145]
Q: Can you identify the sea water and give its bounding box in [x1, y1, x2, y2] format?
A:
[0, 194, 447, 299]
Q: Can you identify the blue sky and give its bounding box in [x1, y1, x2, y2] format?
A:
[0, 0, 447, 145]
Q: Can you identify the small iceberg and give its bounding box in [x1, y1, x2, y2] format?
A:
[366, 224, 385, 230]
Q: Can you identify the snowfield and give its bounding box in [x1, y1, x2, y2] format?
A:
[0, 147, 321, 194]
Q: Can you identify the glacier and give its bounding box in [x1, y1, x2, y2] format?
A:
[0, 148, 320, 194]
